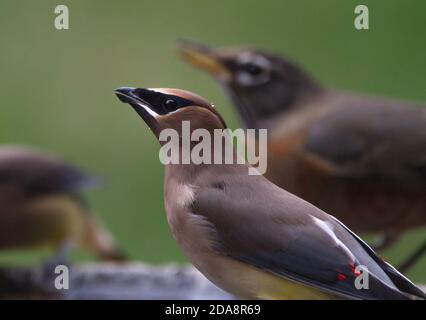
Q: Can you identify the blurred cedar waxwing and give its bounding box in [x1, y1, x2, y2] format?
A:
[115, 86, 425, 300]
[178, 40, 426, 272]
[0, 146, 126, 261]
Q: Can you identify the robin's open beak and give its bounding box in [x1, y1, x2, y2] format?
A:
[177, 39, 232, 81]
[115, 87, 160, 133]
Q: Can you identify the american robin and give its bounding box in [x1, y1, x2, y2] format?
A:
[115, 86, 425, 299]
[178, 40, 426, 272]
[0, 146, 126, 262]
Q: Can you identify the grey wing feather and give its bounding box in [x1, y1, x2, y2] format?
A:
[305, 97, 426, 183]
[328, 215, 426, 299]
[192, 174, 424, 299]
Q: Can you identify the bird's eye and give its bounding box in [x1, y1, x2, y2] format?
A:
[164, 99, 178, 111]
[243, 62, 263, 76]
[235, 54, 271, 86]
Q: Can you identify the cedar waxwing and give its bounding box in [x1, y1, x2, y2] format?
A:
[115, 86, 425, 300]
[178, 40, 426, 271]
[0, 146, 126, 261]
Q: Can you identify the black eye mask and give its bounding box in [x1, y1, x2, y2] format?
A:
[133, 88, 193, 115]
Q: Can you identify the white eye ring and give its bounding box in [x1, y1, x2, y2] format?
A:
[235, 52, 272, 87]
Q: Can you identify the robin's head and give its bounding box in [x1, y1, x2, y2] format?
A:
[178, 40, 322, 128]
[115, 87, 227, 139]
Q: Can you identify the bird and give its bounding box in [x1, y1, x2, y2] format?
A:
[115, 86, 426, 300]
[177, 40, 426, 272]
[0, 146, 126, 262]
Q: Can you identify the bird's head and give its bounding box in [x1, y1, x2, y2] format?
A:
[177, 40, 322, 128]
[115, 87, 227, 140]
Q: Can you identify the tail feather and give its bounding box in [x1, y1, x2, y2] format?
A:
[81, 214, 128, 262]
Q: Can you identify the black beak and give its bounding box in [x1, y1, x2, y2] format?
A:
[115, 87, 155, 108]
[115, 87, 139, 104]
[115, 87, 160, 133]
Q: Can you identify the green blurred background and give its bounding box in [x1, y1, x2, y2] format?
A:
[0, 0, 425, 281]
